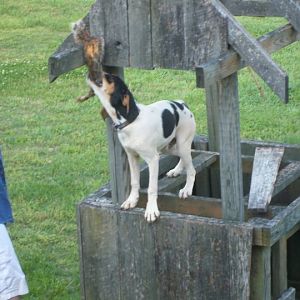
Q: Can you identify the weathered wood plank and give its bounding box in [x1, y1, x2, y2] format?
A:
[204, 72, 244, 220]
[89, 0, 129, 67]
[104, 67, 130, 205]
[138, 192, 223, 219]
[241, 139, 300, 162]
[250, 196, 300, 246]
[78, 201, 120, 300]
[212, 0, 289, 102]
[151, 0, 227, 69]
[196, 24, 300, 88]
[220, 0, 282, 17]
[250, 246, 271, 300]
[287, 231, 300, 300]
[274, 0, 300, 33]
[157, 151, 218, 192]
[272, 237, 288, 299]
[79, 199, 253, 300]
[277, 287, 296, 300]
[273, 161, 300, 198]
[248, 147, 284, 212]
[128, 0, 152, 68]
[209, 72, 244, 221]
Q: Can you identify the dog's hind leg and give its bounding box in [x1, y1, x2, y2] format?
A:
[166, 159, 184, 178]
[120, 150, 140, 210]
[178, 151, 196, 198]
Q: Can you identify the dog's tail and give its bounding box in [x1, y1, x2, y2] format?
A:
[72, 19, 90, 44]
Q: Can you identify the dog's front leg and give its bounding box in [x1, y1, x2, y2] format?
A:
[120, 150, 140, 210]
[144, 153, 160, 223]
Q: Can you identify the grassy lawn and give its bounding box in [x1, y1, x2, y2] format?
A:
[0, 1, 299, 299]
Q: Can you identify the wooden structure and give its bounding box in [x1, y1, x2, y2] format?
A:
[49, 0, 300, 299]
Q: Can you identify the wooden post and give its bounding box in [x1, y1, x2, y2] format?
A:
[205, 72, 244, 221]
[272, 237, 288, 299]
[104, 66, 130, 204]
[251, 246, 271, 300]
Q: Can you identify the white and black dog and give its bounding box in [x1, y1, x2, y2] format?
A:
[87, 73, 196, 222]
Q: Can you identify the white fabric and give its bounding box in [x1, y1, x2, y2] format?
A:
[0, 224, 28, 300]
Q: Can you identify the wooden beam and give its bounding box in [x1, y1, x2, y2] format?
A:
[157, 151, 218, 192]
[220, 0, 282, 17]
[250, 246, 271, 300]
[211, 0, 289, 102]
[273, 161, 300, 197]
[196, 24, 300, 89]
[274, 0, 300, 33]
[272, 238, 288, 299]
[248, 147, 284, 212]
[250, 196, 300, 246]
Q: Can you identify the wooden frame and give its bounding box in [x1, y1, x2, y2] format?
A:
[49, 0, 300, 299]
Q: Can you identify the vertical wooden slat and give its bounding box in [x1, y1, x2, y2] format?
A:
[272, 237, 288, 299]
[151, 0, 227, 69]
[205, 72, 244, 221]
[128, 0, 153, 68]
[104, 66, 130, 205]
[79, 203, 120, 300]
[251, 246, 271, 300]
[89, 0, 129, 67]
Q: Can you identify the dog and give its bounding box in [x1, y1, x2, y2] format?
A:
[87, 74, 196, 222]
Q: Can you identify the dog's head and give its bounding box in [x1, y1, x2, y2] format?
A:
[102, 73, 134, 120]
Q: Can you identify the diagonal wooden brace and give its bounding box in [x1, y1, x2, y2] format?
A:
[212, 0, 289, 102]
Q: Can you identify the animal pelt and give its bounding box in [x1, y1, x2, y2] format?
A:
[72, 19, 108, 119]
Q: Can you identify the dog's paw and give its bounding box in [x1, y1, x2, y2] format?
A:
[166, 169, 181, 178]
[144, 203, 160, 223]
[121, 196, 139, 210]
[179, 187, 193, 199]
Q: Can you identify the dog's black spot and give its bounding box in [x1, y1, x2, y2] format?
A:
[170, 103, 179, 126]
[172, 101, 184, 111]
[162, 109, 176, 138]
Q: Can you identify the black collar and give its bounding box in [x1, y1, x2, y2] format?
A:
[113, 107, 140, 131]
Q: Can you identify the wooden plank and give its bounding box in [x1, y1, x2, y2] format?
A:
[273, 161, 300, 198]
[287, 230, 300, 299]
[81, 199, 252, 300]
[212, 0, 289, 102]
[196, 24, 300, 88]
[128, 0, 153, 68]
[157, 151, 218, 192]
[250, 196, 300, 246]
[213, 73, 244, 221]
[250, 246, 271, 300]
[241, 139, 300, 162]
[89, 0, 129, 67]
[272, 237, 288, 299]
[277, 287, 296, 300]
[248, 147, 284, 212]
[205, 72, 244, 220]
[138, 192, 223, 218]
[274, 0, 300, 33]
[220, 0, 282, 17]
[104, 67, 130, 205]
[78, 201, 120, 300]
[151, 0, 227, 69]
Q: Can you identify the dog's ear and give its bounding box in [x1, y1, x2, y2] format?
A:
[122, 94, 130, 114]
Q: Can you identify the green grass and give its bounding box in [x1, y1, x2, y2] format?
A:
[0, 2, 299, 299]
